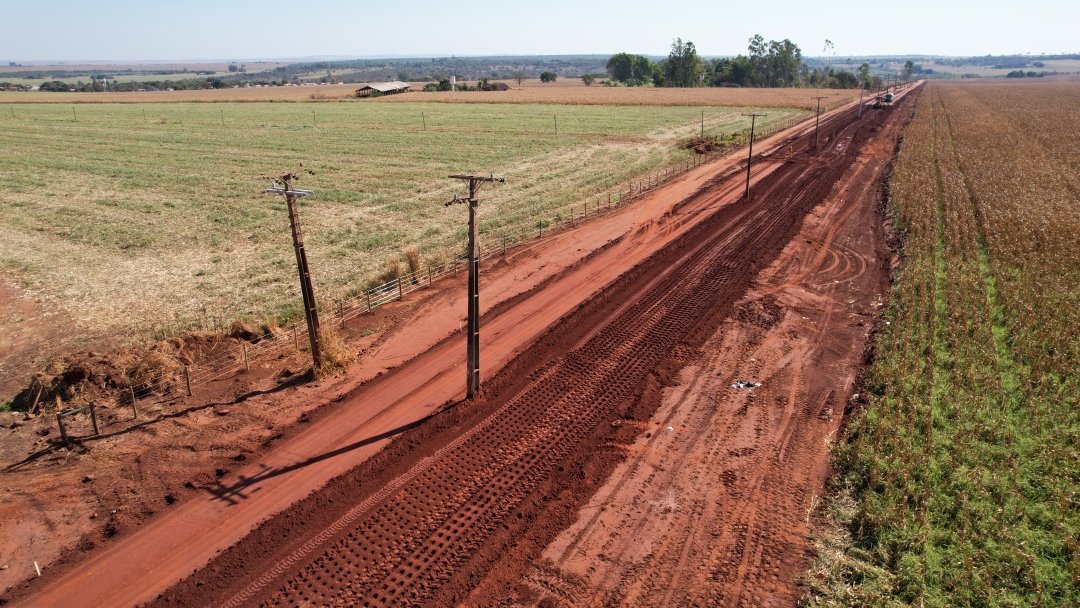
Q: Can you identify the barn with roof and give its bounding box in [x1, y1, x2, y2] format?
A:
[355, 81, 412, 97]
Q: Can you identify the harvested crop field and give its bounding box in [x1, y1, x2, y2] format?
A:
[808, 81, 1080, 605]
[0, 101, 803, 346]
[1, 84, 860, 109]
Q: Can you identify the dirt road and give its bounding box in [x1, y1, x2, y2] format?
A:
[133, 92, 919, 607]
[527, 92, 915, 607]
[4, 92, 893, 607]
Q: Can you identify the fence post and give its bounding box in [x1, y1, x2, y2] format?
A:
[89, 401, 100, 436]
[397, 278, 403, 301]
[428, 266, 432, 287]
[56, 412, 68, 443]
[242, 343, 249, 371]
[339, 302, 345, 328]
[184, 365, 192, 396]
[366, 292, 372, 314]
[293, 325, 299, 350]
[129, 385, 138, 419]
[502, 237, 506, 256]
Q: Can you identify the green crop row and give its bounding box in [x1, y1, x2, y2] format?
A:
[806, 82, 1080, 606]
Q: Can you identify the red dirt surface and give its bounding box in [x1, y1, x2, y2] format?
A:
[0, 92, 894, 607]
[136, 91, 916, 608]
[525, 92, 917, 607]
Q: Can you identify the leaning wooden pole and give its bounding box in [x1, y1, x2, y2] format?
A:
[266, 168, 321, 371]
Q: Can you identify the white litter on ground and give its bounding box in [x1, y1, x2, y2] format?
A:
[731, 380, 760, 389]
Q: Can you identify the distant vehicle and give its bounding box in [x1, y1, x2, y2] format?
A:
[885, 92, 894, 103]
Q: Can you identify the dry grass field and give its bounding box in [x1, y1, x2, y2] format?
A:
[1, 83, 859, 110]
[807, 80, 1080, 606]
[0, 99, 805, 342]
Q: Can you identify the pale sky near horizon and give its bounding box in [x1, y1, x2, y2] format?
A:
[2, 0, 1077, 61]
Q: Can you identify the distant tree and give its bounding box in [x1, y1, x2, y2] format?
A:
[511, 70, 526, 87]
[903, 60, 914, 81]
[539, 71, 557, 83]
[858, 62, 871, 86]
[39, 80, 73, 92]
[832, 70, 860, 88]
[228, 63, 239, 72]
[398, 71, 410, 81]
[651, 64, 665, 87]
[239, 64, 246, 73]
[581, 74, 595, 86]
[606, 53, 657, 86]
[606, 53, 634, 81]
[663, 38, 703, 87]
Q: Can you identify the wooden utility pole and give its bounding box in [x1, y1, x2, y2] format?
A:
[811, 96, 828, 148]
[264, 167, 321, 370]
[741, 113, 767, 199]
[445, 173, 504, 398]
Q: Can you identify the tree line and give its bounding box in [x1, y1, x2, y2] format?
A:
[604, 36, 887, 89]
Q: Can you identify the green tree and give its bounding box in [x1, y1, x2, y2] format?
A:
[606, 53, 634, 82]
[663, 38, 702, 87]
[581, 74, 595, 86]
[903, 60, 915, 82]
[858, 62, 872, 86]
[539, 71, 557, 83]
[228, 64, 239, 72]
[606, 54, 656, 86]
[511, 70, 526, 87]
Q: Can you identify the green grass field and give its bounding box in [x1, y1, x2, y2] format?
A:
[806, 81, 1080, 606]
[0, 101, 804, 336]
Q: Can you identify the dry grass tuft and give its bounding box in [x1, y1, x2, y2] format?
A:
[229, 319, 260, 342]
[404, 248, 421, 275]
[315, 330, 355, 378]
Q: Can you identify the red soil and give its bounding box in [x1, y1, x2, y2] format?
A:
[0, 91, 912, 607]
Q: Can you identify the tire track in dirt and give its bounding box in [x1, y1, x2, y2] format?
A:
[523, 89, 918, 607]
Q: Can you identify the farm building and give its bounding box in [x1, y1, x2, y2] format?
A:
[355, 81, 412, 97]
[485, 82, 510, 91]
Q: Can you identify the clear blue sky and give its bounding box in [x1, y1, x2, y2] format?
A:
[3, 0, 1077, 61]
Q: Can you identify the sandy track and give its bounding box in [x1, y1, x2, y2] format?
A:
[5, 94, 881, 608]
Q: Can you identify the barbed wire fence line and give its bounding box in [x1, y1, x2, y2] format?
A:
[1, 110, 816, 429]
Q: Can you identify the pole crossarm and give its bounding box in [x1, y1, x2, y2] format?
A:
[264, 187, 314, 197]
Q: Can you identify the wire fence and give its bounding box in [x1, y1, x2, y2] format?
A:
[2, 109, 816, 417]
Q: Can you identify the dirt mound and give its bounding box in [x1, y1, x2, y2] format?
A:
[682, 135, 724, 154]
[228, 319, 260, 342]
[8, 332, 239, 414]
